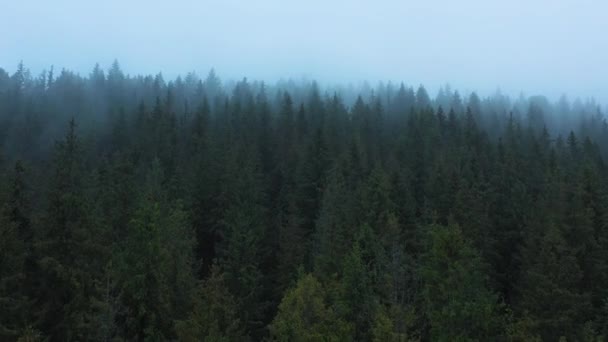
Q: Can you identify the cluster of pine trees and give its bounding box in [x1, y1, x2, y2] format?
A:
[1, 62, 608, 341]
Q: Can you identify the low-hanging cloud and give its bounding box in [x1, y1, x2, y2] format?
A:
[1, 0, 606, 104]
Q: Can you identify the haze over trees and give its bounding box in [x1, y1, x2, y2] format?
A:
[1, 62, 608, 341]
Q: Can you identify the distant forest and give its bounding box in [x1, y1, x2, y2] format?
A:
[1, 61, 608, 341]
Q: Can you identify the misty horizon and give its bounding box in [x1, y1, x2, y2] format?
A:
[3, 1, 608, 341]
[2, 60, 606, 113]
[2, 0, 607, 105]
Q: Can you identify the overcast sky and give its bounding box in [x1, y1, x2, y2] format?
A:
[1, 0, 606, 103]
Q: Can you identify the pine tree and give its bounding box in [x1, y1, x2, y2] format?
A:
[296, 126, 329, 268]
[339, 224, 380, 340]
[36, 119, 107, 341]
[420, 224, 505, 340]
[516, 220, 592, 341]
[215, 145, 269, 338]
[0, 160, 42, 340]
[113, 159, 196, 340]
[175, 266, 244, 342]
[269, 273, 353, 341]
[0, 162, 34, 338]
[113, 189, 173, 340]
[313, 162, 355, 277]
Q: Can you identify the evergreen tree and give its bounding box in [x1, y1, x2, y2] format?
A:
[420, 224, 505, 340]
[516, 221, 591, 341]
[269, 273, 353, 341]
[176, 266, 244, 342]
[113, 159, 196, 340]
[215, 145, 269, 338]
[36, 119, 107, 341]
[0, 162, 34, 338]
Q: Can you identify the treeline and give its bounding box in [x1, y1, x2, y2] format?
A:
[1, 62, 608, 341]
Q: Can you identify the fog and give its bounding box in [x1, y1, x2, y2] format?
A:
[1, 0, 607, 104]
[4, 2, 608, 340]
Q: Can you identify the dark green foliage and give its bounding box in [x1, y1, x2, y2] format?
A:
[516, 222, 591, 341]
[112, 159, 196, 340]
[0, 163, 32, 338]
[0, 63, 607, 340]
[35, 120, 108, 341]
[420, 224, 506, 341]
[269, 273, 353, 341]
[175, 266, 245, 341]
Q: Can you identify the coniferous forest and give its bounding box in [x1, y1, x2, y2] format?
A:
[2, 62, 608, 341]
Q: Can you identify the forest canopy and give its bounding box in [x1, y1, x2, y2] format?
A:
[1, 62, 608, 341]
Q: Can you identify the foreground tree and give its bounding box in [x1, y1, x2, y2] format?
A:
[113, 159, 196, 340]
[269, 273, 353, 341]
[0, 161, 35, 339]
[176, 266, 244, 342]
[35, 120, 107, 341]
[516, 222, 591, 341]
[420, 224, 506, 340]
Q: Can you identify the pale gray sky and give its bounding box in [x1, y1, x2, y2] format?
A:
[1, 0, 606, 103]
